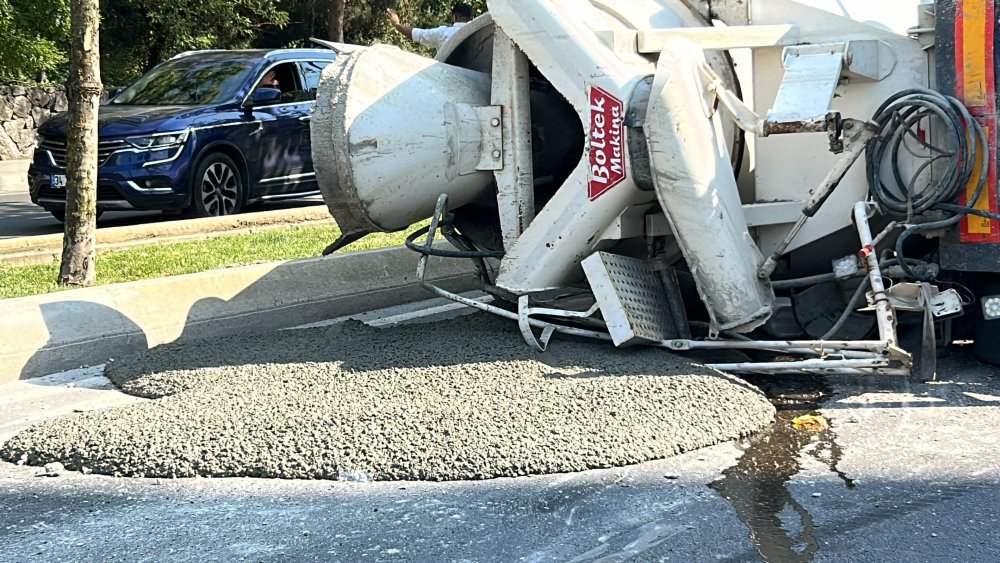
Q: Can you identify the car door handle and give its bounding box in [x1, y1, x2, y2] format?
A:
[299, 116, 311, 123]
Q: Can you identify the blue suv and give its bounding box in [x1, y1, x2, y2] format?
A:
[28, 48, 336, 220]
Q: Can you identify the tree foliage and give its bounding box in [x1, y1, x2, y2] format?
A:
[3, 0, 487, 86]
[101, 0, 289, 85]
[0, 0, 70, 81]
[259, 0, 488, 51]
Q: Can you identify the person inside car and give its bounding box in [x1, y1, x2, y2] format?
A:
[259, 69, 281, 91]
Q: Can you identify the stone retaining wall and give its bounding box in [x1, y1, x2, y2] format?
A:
[0, 85, 68, 160]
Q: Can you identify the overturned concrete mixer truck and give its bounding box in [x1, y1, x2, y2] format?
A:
[309, 0, 1000, 376]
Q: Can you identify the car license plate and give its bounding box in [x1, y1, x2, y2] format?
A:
[51, 174, 67, 188]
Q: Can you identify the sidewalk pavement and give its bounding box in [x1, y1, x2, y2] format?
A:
[0, 159, 29, 195]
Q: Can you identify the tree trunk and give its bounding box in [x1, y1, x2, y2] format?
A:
[59, 0, 102, 288]
[328, 0, 345, 42]
[145, 23, 165, 72]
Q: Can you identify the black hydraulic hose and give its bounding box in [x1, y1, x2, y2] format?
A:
[771, 272, 841, 289]
[817, 257, 929, 341]
[866, 88, 989, 281]
[404, 222, 505, 259]
[867, 90, 971, 216]
[819, 276, 872, 341]
[770, 256, 928, 290]
[441, 228, 497, 285]
[934, 202, 1000, 221]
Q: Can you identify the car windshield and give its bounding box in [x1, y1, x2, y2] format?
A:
[111, 56, 255, 106]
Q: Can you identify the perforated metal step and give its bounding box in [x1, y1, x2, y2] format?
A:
[582, 252, 675, 346]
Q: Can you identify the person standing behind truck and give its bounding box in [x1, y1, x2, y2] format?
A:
[386, 3, 473, 52]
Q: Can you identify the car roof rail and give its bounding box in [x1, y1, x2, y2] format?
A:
[264, 48, 336, 58]
[308, 38, 362, 54]
[170, 49, 228, 60]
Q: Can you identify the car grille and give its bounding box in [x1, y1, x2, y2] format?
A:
[39, 136, 129, 168]
[36, 182, 125, 201]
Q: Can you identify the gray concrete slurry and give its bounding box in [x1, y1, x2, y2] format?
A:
[0, 366, 142, 446]
[0, 315, 774, 481]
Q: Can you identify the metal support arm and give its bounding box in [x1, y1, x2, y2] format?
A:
[758, 119, 878, 278]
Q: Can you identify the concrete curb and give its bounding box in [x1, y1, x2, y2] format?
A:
[0, 206, 333, 265]
[0, 245, 478, 384]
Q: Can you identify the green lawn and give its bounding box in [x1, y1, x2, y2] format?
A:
[0, 224, 418, 300]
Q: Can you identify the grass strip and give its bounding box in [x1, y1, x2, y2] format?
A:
[0, 224, 417, 300]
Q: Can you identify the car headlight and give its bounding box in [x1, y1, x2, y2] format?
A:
[982, 294, 1000, 321]
[125, 129, 190, 150]
[33, 131, 44, 149]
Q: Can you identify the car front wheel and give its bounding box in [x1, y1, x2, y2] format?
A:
[189, 153, 243, 218]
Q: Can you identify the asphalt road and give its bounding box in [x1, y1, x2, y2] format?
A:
[0, 189, 325, 240]
[0, 190, 160, 239]
[1, 301, 999, 562]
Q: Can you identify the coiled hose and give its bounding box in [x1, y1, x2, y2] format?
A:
[866, 88, 991, 280]
[405, 217, 505, 259]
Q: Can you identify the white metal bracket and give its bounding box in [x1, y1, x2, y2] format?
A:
[491, 27, 535, 251]
[518, 295, 555, 352]
[582, 252, 676, 346]
[876, 284, 964, 318]
[764, 41, 895, 134]
[517, 295, 601, 352]
[843, 40, 897, 81]
[637, 24, 800, 53]
[765, 44, 845, 133]
[452, 104, 504, 175]
[474, 106, 504, 171]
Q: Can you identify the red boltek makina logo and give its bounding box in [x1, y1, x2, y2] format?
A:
[588, 86, 626, 200]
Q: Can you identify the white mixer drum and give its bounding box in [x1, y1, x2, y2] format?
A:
[311, 45, 496, 244]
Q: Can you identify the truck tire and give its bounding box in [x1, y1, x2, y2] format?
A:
[969, 275, 1000, 366]
[973, 319, 1000, 365]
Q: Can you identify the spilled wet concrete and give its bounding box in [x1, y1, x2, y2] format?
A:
[0, 314, 774, 481]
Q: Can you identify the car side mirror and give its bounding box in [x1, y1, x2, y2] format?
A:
[251, 87, 282, 106]
[101, 87, 124, 106]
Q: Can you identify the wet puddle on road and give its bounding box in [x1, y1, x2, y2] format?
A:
[710, 375, 854, 562]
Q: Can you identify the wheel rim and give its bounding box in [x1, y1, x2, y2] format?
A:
[200, 161, 239, 216]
